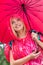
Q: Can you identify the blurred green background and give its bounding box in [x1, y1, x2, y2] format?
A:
[0, 42, 10, 65]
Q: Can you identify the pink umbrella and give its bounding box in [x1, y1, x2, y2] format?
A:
[0, 0, 43, 43]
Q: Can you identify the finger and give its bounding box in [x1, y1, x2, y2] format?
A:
[32, 32, 38, 36]
[35, 51, 41, 57]
[32, 50, 37, 54]
[34, 51, 41, 59]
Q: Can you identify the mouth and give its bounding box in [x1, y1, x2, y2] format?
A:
[15, 25, 19, 28]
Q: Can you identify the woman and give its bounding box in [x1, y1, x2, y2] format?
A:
[4, 16, 42, 65]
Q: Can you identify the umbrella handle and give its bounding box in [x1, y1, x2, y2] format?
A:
[29, 30, 40, 40]
[29, 29, 43, 35]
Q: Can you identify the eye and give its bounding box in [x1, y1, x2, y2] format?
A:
[12, 21, 15, 24]
[19, 24, 21, 26]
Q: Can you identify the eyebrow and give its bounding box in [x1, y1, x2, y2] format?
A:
[17, 18, 21, 21]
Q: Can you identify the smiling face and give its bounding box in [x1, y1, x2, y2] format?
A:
[11, 17, 24, 31]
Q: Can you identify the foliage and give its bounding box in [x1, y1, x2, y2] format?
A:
[0, 45, 10, 65]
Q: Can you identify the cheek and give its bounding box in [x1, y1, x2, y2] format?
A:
[20, 25, 23, 28]
[19, 22, 23, 27]
[20, 24, 24, 28]
[12, 24, 15, 28]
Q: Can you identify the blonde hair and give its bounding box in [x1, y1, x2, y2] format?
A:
[10, 17, 26, 38]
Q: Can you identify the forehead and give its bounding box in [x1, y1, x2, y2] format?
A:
[11, 17, 21, 21]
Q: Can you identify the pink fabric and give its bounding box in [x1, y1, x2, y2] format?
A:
[0, 0, 43, 64]
[4, 32, 43, 65]
[0, 0, 43, 43]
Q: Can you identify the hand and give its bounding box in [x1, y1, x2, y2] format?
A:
[29, 51, 41, 60]
[31, 32, 38, 41]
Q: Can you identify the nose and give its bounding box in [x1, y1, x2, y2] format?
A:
[15, 23, 18, 26]
[15, 26, 18, 28]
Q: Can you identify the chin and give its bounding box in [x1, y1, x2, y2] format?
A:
[16, 29, 21, 31]
[14, 29, 20, 31]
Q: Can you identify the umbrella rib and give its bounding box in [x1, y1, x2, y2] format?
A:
[25, 0, 30, 3]
[26, 4, 43, 12]
[0, 3, 20, 12]
[4, 6, 20, 11]
[4, 8, 18, 11]
[26, 10, 43, 35]
[23, 0, 26, 4]
[0, 3, 14, 6]
[12, 0, 20, 5]
[19, 0, 22, 3]
[26, 15, 32, 30]
[0, 3, 20, 10]
[29, 9, 43, 12]
[0, 8, 21, 23]
[28, 0, 32, 4]
[1, 8, 20, 22]
[1, 27, 8, 42]
[28, 9, 43, 23]
[15, 7, 22, 15]
[29, 4, 43, 8]
[0, 3, 20, 8]
[24, 11, 32, 30]
[23, 12, 24, 19]
[26, 0, 32, 5]
[0, 5, 20, 13]
[27, 7, 43, 12]
[28, 0, 41, 6]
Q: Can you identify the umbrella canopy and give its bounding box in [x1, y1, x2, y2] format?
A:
[0, 0, 43, 43]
